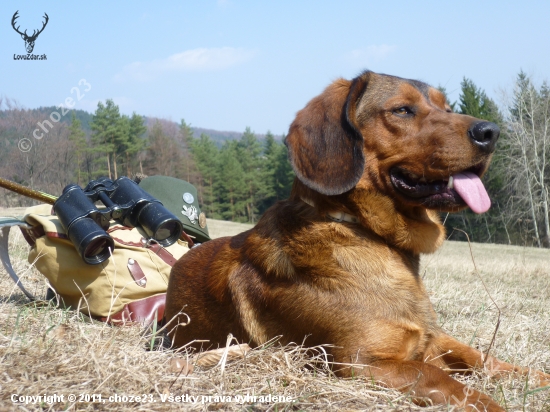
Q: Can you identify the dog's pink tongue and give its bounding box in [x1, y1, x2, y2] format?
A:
[453, 172, 491, 214]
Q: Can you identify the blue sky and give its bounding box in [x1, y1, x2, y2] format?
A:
[2, 1, 550, 136]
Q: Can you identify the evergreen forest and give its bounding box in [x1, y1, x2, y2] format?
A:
[1, 71, 549, 247]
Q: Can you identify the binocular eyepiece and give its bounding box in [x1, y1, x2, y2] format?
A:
[53, 177, 183, 265]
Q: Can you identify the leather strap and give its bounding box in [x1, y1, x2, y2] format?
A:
[109, 226, 178, 267]
[180, 230, 194, 248]
[107, 226, 133, 233]
[127, 258, 147, 287]
[97, 293, 166, 325]
[110, 235, 144, 247]
[45, 231, 69, 240]
[147, 242, 177, 266]
[20, 225, 44, 246]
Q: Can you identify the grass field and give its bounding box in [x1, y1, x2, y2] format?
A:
[0, 207, 549, 411]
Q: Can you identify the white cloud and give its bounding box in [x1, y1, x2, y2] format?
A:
[115, 47, 255, 82]
[348, 44, 396, 65]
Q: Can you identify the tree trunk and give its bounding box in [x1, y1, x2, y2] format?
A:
[126, 152, 131, 177]
[483, 215, 492, 243]
[542, 185, 550, 247]
[106, 153, 112, 180]
[496, 202, 512, 245]
[113, 152, 118, 180]
[246, 203, 252, 224]
[77, 152, 81, 186]
[519, 135, 541, 247]
[230, 190, 234, 220]
[209, 176, 213, 216]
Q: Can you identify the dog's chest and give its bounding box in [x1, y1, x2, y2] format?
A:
[329, 244, 433, 321]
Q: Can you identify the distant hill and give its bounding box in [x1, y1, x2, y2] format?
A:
[0, 105, 282, 144]
[142, 117, 283, 145]
[191, 127, 248, 145]
[189, 127, 283, 145]
[0, 106, 93, 132]
[0, 106, 96, 133]
[38, 106, 94, 131]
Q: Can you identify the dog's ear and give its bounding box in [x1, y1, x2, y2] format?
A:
[284, 73, 368, 196]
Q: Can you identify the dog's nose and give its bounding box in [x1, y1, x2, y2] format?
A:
[468, 121, 500, 153]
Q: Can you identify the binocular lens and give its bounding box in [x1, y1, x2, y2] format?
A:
[83, 237, 112, 261]
[154, 220, 181, 243]
[137, 202, 183, 247]
[67, 217, 115, 265]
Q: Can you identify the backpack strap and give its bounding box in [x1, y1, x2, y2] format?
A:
[0, 217, 35, 301]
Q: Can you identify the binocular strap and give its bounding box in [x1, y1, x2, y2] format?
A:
[0, 220, 36, 301]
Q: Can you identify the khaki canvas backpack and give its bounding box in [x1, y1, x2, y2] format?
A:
[0, 176, 210, 325]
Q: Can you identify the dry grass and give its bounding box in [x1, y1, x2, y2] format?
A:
[1, 211, 549, 411]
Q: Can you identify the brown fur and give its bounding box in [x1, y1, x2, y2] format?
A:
[166, 71, 549, 411]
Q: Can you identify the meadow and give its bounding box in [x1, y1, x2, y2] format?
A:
[1, 207, 549, 411]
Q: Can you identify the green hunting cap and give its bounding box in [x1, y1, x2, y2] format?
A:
[138, 175, 210, 243]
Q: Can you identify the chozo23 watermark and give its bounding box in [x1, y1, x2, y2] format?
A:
[18, 79, 92, 153]
[11, 10, 48, 60]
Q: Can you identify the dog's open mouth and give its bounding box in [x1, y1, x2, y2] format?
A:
[390, 167, 491, 213]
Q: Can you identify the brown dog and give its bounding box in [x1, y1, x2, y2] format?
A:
[165, 71, 549, 411]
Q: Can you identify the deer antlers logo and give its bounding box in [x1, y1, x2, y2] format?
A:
[11, 11, 49, 54]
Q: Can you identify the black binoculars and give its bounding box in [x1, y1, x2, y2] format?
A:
[53, 177, 183, 265]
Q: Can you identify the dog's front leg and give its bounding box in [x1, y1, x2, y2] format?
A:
[357, 359, 504, 411]
[430, 333, 550, 386]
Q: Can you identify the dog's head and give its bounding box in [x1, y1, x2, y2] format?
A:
[285, 70, 499, 251]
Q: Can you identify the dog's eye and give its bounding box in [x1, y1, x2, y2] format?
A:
[393, 106, 413, 116]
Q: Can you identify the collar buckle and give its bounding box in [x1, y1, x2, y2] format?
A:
[301, 198, 358, 224]
[327, 211, 358, 224]
[327, 211, 345, 223]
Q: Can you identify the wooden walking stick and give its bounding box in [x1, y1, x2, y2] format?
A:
[0, 177, 57, 204]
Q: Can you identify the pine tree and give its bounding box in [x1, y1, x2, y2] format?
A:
[259, 132, 294, 214]
[125, 112, 147, 177]
[178, 119, 197, 182]
[90, 101, 113, 178]
[216, 141, 246, 221]
[272, 136, 294, 200]
[189, 133, 220, 217]
[458, 78, 502, 123]
[237, 127, 263, 223]
[260, 132, 279, 208]
[179, 119, 194, 144]
[90, 99, 127, 179]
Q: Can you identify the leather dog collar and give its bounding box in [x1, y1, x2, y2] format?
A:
[300, 198, 359, 224]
